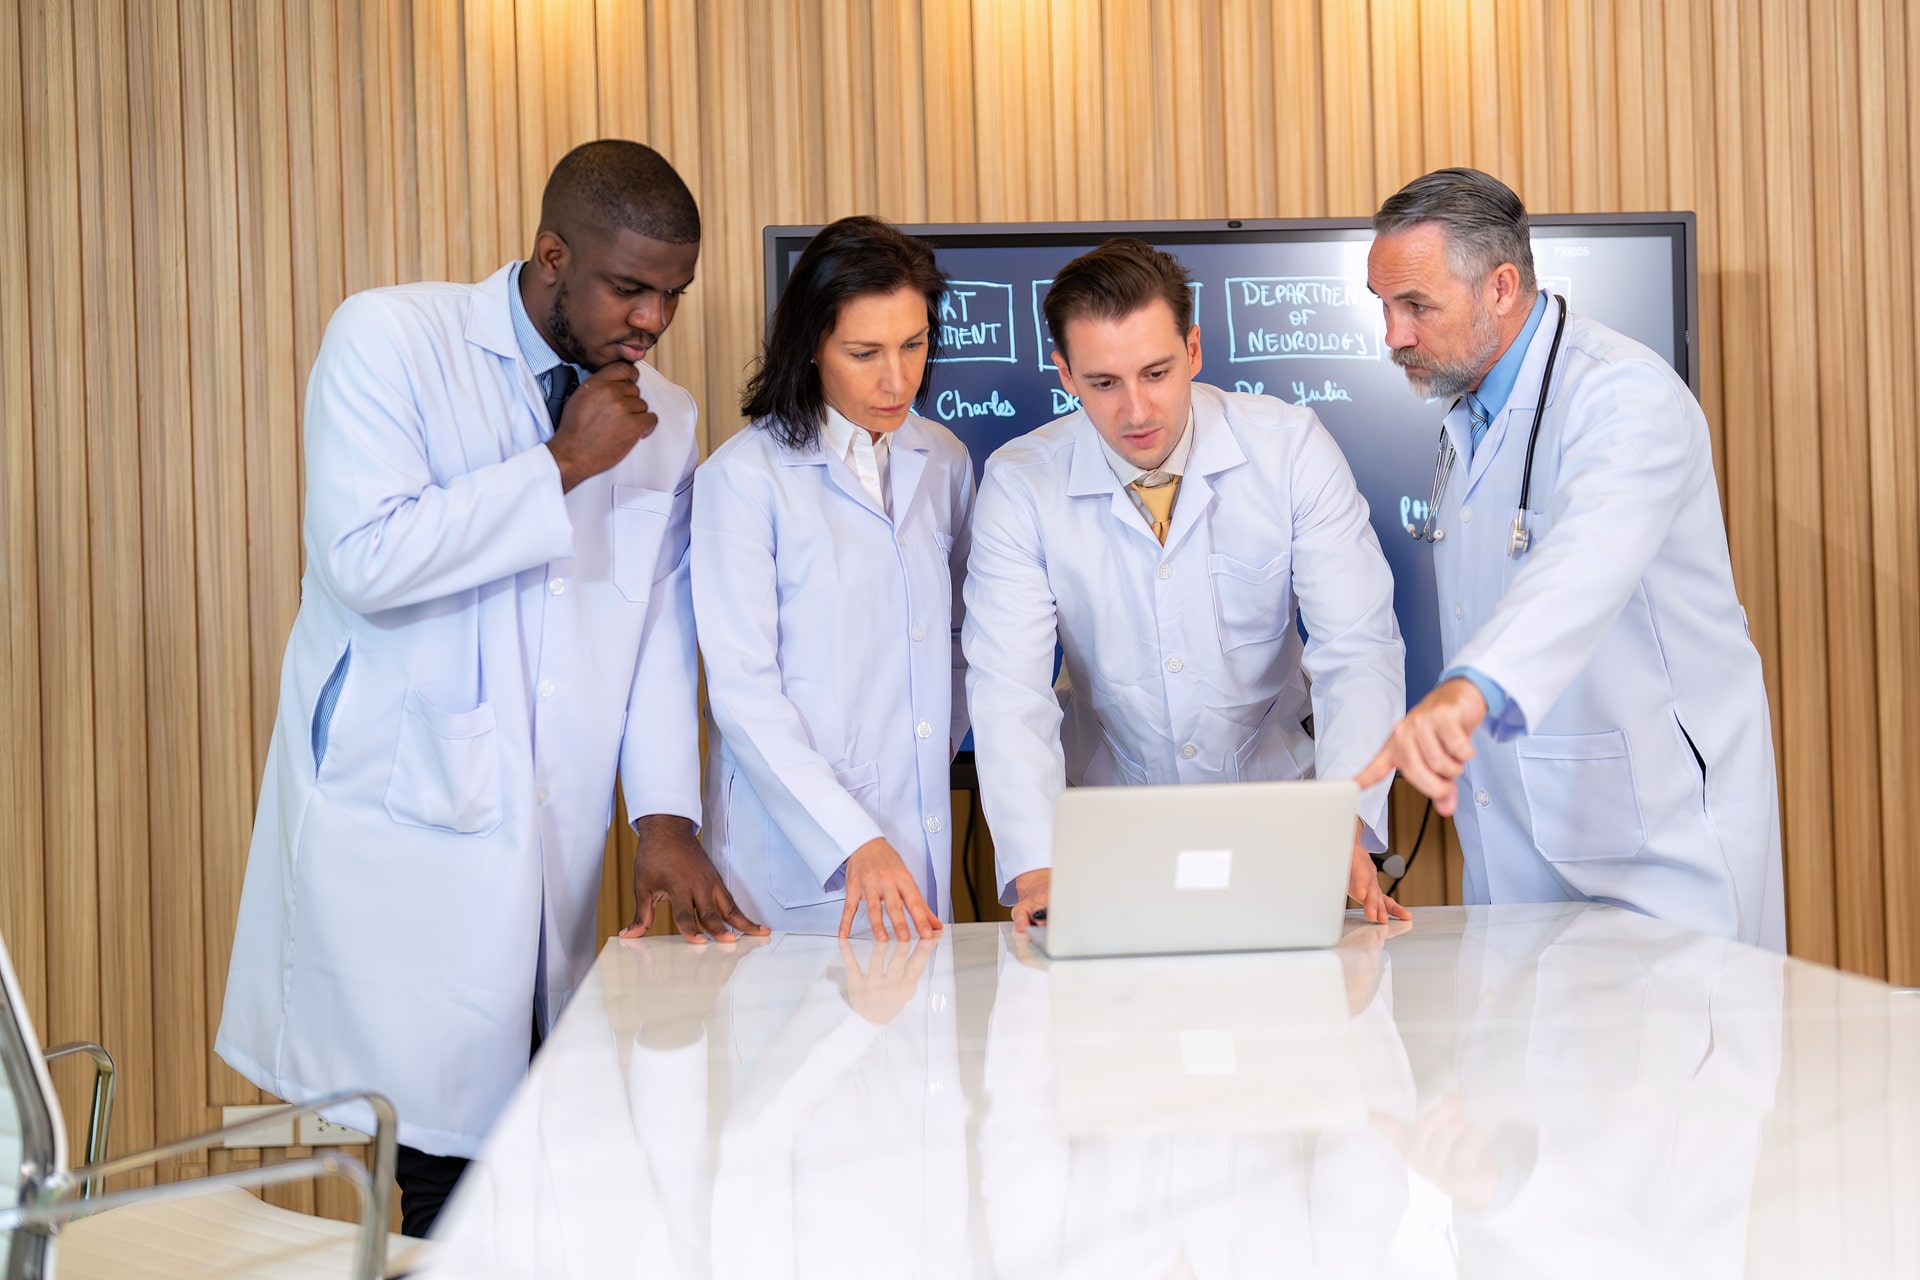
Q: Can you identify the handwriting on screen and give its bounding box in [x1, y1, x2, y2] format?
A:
[1227, 278, 1379, 362]
[938, 282, 1017, 362]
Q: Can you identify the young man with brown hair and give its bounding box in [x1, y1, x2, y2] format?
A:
[963, 237, 1409, 931]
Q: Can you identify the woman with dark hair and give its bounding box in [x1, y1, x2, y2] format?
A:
[691, 216, 974, 937]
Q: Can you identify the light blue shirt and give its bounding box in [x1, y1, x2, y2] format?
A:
[507, 261, 591, 433]
[1463, 291, 1548, 456]
[1442, 291, 1549, 732]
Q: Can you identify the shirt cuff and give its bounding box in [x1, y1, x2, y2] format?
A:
[1440, 666, 1527, 741]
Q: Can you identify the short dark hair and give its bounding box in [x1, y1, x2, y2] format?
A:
[539, 140, 701, 246]
[1042, 237, 1194, 363]
[741, 216, 950, 449]
[1373, 167, 1537, 294]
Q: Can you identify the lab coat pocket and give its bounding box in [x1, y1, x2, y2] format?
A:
[1094, 723, 1151, 786]
[310, 641, 351, 777]
[384, 688, 503, 836]
[611, 484, 674, 606]
[1207, 553, 1292, 652]
[1516, 729, 1647, 862]
[767, 761, 879, 909]
[1232, 698, 1313, 781]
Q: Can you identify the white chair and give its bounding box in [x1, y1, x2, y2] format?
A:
[0, 931, 423, 1278]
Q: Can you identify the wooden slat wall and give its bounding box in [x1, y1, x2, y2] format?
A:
[2, 0, 1917, 1222]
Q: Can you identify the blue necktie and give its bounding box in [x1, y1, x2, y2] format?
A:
[1466, 394, 1491, 457]
[543, 365, 579, 429]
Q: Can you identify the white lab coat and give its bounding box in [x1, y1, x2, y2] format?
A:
[691, 414, 973, 933]
[1430, 303, 1786, 950]
[963, 383, 1404, 902]
[215, 264, 704, 1156]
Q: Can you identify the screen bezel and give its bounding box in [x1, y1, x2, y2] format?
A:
[762, 214, 1699, 394]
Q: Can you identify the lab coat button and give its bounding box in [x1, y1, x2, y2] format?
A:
[1157, 563, 1171, 580]
[548, 577, 566, 595]
[1461, 506, 1473, 523]
[917, 721, 933, 739]
[911, 625, 925, 642]
[538, 679, 556, 699]
[925, 814, 944, 834]
[1180, 744, 1197, 760]
[535, 787, 549, 804]
[1166, 657, 1183, 673]
[1453, 603, 1464, 619]
[1474, 789, 1490, 807]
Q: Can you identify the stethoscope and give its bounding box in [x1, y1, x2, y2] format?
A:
[1406, 293, 1568, 559]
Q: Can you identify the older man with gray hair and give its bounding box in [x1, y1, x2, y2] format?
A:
[1356, 167, 1784, 950]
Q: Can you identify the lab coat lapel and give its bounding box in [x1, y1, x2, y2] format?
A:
[1159, 388, 1245, 556]
[886, 417, 931, 527]
[468, 263, 554, 452]
[1464, 310, 1560, 496]
[1064, 412, 1160, 546]
[777, 428, 890, 521]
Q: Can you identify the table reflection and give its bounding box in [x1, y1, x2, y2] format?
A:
[424, 907, 1920, 1280]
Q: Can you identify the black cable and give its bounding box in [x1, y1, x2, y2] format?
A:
[960, 787, 981, 917]
[1387, 798, 1435, 899]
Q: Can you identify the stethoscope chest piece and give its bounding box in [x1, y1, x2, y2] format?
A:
[1507, 512, 1531, 558]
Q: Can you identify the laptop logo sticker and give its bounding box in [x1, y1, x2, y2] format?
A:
[1174, 847, 1233, 890]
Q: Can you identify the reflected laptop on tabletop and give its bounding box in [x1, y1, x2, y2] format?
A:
[1029, 779, 1358, 959]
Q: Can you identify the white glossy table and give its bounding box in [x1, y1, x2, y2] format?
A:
[420, 905, 1920, 1278]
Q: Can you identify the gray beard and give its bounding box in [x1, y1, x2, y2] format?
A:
[1395, 306, 1502, 402]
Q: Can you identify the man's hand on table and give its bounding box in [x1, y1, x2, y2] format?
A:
[621, 815, 768, 943]
[1009, 868, 1050, 933]
[1349, 819, 1411, 924]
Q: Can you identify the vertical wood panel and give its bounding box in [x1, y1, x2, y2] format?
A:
[1762, 0, 1840, 963]
[72, 0, 156, 1178]
[1368, 0, 1420, 196]
[1861, 0, 1920, 983]
[921, 0, 978, 222]
[1808, 0, 1885, 976]
[1098, 0, 1155, 219]
[0, 0, 50, 1041]
[23, 0, 106, 1161]
[1319, 0, 1372, 215]
[128, 0, 213, 1171]
[181, 0, 252, 1105]
[1268, 0, 1322, 216]
[6, 0, 1920, 1225]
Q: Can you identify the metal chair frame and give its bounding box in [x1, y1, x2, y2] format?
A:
[0, 941, 396, 1280]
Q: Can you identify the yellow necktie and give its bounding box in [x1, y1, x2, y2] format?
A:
[1130, 476, 1180, 545]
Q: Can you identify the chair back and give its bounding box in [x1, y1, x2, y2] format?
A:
[0, 932, 66, 1278]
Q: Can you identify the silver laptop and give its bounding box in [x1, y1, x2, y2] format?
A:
[1030, 778, 1358, 958]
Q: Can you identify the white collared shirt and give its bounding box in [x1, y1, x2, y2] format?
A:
[1097, 406, 1195, 523]
[821, 404, 892, 515]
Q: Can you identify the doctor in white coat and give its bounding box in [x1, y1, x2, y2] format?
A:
[963, 238, 1408, 929]
[216, 142, 763, 1237]
[1356, 168, 1785, 950]
[693, 217, 973, 938]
